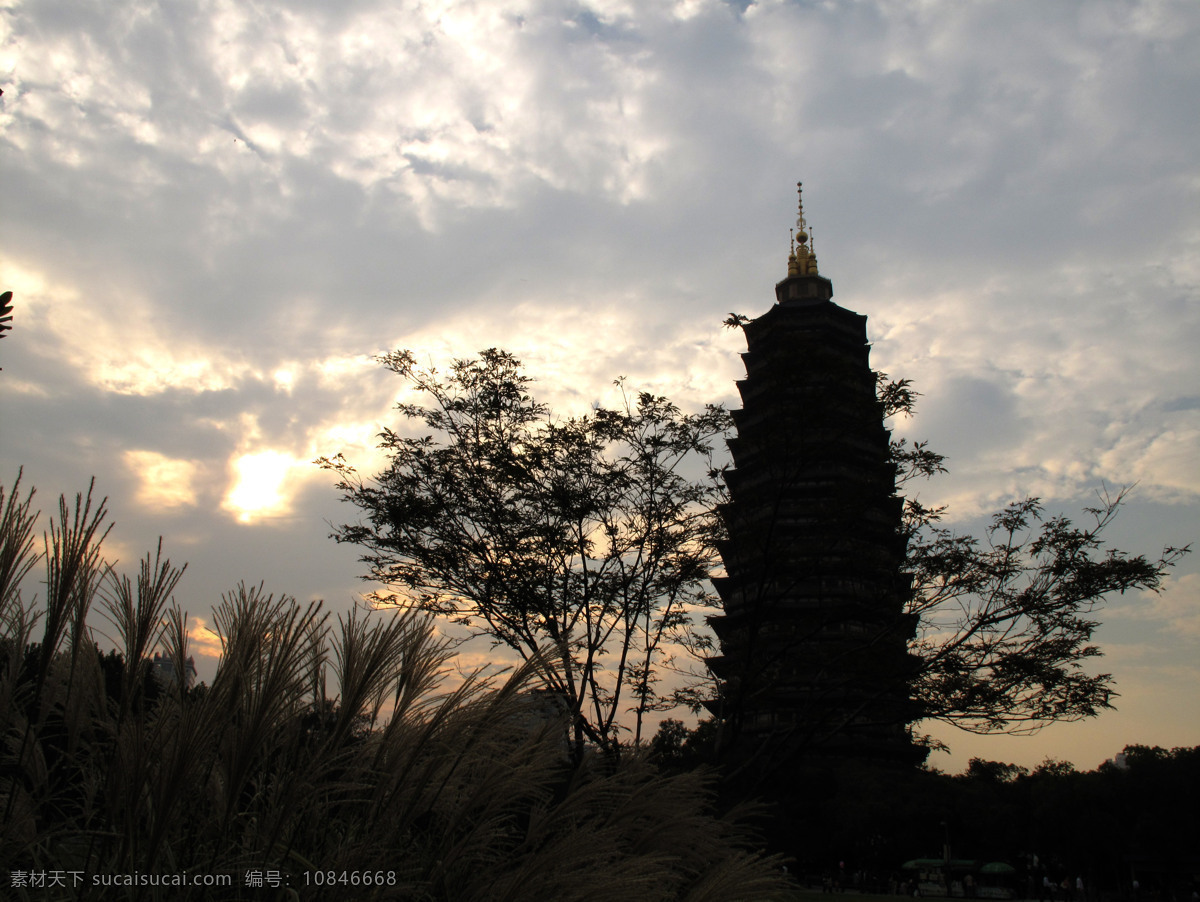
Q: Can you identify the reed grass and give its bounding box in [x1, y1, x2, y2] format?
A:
[0, 473, 791, 900]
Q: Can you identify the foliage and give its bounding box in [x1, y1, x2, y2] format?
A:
[649, 716, 721, 773]
[318, 349, 730, 752]
[904, 489, 1186, 734]
[1, 471, 789, 901]
[962, 757, 1029, 784]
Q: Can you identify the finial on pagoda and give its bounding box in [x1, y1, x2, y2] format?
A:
[790, 180, 819, 277]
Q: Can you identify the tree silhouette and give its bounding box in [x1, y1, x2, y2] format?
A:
[319, 349, 729, 754]
[0, 291, 13, 371]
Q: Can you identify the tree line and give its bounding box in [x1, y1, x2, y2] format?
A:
[774, 745, 1199, 899]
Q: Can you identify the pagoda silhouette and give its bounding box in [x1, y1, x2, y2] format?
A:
[708, 184, 925, 766]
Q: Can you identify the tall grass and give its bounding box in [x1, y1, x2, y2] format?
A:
[0, 473, 790, 900]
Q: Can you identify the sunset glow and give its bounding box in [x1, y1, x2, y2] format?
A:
[223, 451, 300, 524]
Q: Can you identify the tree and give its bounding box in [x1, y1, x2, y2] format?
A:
[318, 349, 729, 754]
[0, 290, 12, 371]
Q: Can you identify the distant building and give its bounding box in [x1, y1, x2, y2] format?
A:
[150, 651, 197, 689]
[707, 183, 924, 765]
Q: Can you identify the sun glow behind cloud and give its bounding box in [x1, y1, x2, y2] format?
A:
[222, 450, 304, 523]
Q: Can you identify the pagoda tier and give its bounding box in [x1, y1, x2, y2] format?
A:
[709, 263, 924, 765]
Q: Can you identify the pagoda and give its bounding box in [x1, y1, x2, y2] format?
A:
[708, 183, 924, 765]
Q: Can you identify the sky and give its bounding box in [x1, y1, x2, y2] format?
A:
[1, 0, 1197, 775]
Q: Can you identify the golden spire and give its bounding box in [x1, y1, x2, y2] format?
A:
[791, 180, 819, 277]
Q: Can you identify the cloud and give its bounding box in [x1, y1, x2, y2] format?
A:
[875, 252, 1200, 518]
[124, 450, 200, 511]
[5, 0, 1196, 523]
[186, 615, 224, 660]
[0, 256, 265, 397]
[2, 0, 1199, 766]
[1111, 572, 1200, 641]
